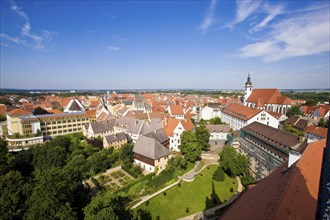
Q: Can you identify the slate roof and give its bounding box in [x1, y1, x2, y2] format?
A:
[145, 128, 169, 144]
[90, 120, 115, 134]
[104, 132, 131, 143]
[133, 135, 171, 160]
[242, 122, 304, 153]
[221, 139, 326, 220]
[206, 124, 230, 133]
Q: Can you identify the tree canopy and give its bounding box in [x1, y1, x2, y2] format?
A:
[219, 146, 249, 177]
[286, 106, 302, 117]
[179, 131, 202, 162]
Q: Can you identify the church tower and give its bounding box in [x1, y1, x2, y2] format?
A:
[244, 73, 252, 105]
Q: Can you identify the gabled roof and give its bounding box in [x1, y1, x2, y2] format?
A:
[133, 135, 171, 160]
[246, 88, 292, 105]
[6, 108, 31, 116]
[222, 104, 262, 121]
[145, 128, 169, 144]
[64, 99, 85, 112]
[90, 120, 115, 134]
[104, 132, 131, 144]
[169, 105, 184, 115]
[222, 139, 326, 220]
[164, 118, 195, 137]
[305, 125, 327, 138]
[206, 124, 230, 133]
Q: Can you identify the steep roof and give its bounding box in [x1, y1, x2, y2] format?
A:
[145, 128, 169, 144]
[206, 124, 230, 133]
[6, 108, 31, 116]
[90, 120, 115, 134]
[169, 105, 184, 115]
[222, 139, 326, 220]
[164, 118, 195, 137]
[104, 132, 131, 144]
[133, 135, 171, 159]
[222, 104, 262, 120]
[246, 88, 292, 105]
[64, 99, 85, 112]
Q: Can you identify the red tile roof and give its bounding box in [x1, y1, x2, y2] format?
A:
[222, 104, 262, 120]
[247, 88, 292, 105]
[169, 105, 184, 115]
[305, 125, 327, 138]
[6, 108, 31, 116]
[164, 118, 195, 137]
[222, 139, 326, 220]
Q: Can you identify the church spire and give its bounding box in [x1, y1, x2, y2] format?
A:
[245, 73, 252, 87]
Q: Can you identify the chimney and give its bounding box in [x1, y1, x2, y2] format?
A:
[288, 151, 301, 168]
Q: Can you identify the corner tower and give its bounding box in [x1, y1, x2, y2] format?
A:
[244, 73, 252, 104]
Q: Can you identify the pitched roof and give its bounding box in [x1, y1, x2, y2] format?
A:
[104, 132, 131, 144]
[6, 108, 31, 116]
[145, 128, 169, 144]
[169, 105, 184, 115]
[305, 125, 327, 138]
[64, 99, 85, 112]
[164, 118, 195, 137]
[222, 104, 262, 120]
[222, 139, 326, 220]
[133, 135, 171, 159]
[242, 122, 303, 152]
[246, 88, 292, 105]
[206, 125, 230, 133]
[90, 120, 115, 134]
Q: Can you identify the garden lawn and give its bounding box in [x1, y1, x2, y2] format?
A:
[138, 165, 237, 219]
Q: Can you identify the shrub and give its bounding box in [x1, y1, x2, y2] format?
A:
[163, 192, 166, 196]
[146, 201, 149, 206]
[230, 187, 234, 192]
[186, 207, 189, 213]
[213, 167, 225, 182]
[178, 183, 181, 187]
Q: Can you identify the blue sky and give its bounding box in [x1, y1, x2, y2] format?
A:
[0, 0, 329, 90]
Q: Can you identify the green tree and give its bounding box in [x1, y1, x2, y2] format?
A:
[33, 107, 52, 115]
[195, 124, 210, 151]
[241, 175, 256, 188]
[121, 143, 134, 168]
[0, 138, 12, 175]
[304, 99, 318, 106]
[219, 146, 249, 176]
[210, 117, 222, 125]
[84, 193, 132, 220]
[179, 131, 201, 162]
[0, 171, 30, 220]
[318, 117, 328, 128]
[286, 106, 302, 117]
[282, 122, 304, 137]
[26, 168, 76, 220]
[0, 114, 6, 122]
[87, 151, 112, 174]
[32, 145, 69, 170]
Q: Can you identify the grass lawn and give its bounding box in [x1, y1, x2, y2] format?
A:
[138, 165, 237, 219]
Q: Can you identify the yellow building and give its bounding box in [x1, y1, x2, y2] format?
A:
[6, 109, 32, 135]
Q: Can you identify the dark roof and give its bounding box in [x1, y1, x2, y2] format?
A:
[206, 125, 230, 133]
[242, 122, 301, 150]
[145, 128, 169, 144]
[286, 116, 309, 130]
[69, 100, 83, 111]
[206, 103, 221, 108]
[90, 120, 115, 134]
[133, 135, 171, 160]
[222, 139, 326, 220]
[104, 132, 131, 143]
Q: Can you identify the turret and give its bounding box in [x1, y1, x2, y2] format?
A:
[244, 73, 253, 105]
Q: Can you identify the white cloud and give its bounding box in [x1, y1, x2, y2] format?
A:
[198, 0, 217, 34]
[0, 0, 57, 50]
[226, 0, 261, 29]
[107, 46, 121, 51]
[249, 3, 284, 33]
[240, 2, 330, 62]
